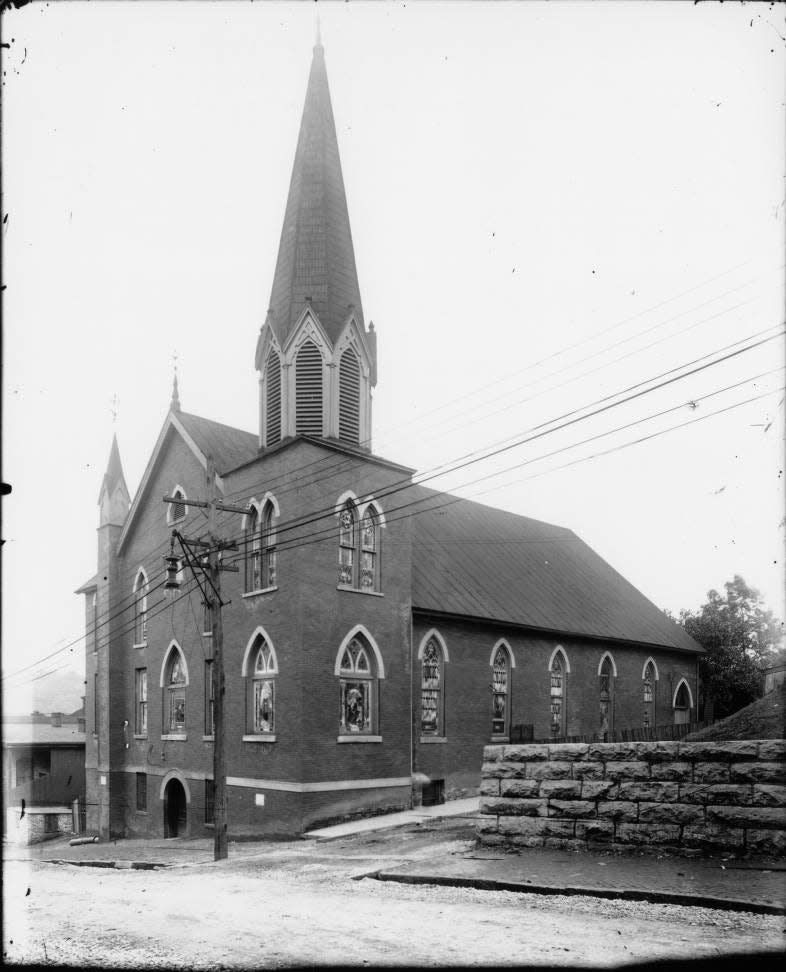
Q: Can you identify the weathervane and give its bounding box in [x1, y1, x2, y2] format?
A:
[110, 393, 119, 424]
[171, 350, 181, 413]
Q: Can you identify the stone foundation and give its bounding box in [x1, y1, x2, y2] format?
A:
[478, 740, 786, 856]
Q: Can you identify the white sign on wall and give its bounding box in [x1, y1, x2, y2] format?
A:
[255, 793, 265, 807]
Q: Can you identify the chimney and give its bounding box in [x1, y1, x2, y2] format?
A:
[50, 711, 63, 728]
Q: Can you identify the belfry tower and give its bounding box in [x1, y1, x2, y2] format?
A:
[255, 37, 377, 451]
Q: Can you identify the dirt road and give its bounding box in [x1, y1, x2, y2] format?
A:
[4, 826, 784, 967]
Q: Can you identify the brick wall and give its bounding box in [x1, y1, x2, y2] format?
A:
[414, 620, 698, 802]
[478, 740, 786, 856]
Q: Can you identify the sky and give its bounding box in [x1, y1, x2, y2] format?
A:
[2, 0, 785, 715]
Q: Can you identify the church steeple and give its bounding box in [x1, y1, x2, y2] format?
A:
[98, 434, 130, 527]
[266, 38, 364, 347]
[256, 38, 376, 452]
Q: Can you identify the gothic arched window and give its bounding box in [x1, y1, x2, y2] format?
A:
[599, 654, 615, 741]
[265, 348, 282, 447]
[164, 646, 187, 735]
[338, 348, 361, 444]
[491, 645, 511, 738]
[550, 650, 568, 737]
[245, 505, 262, 592]
[673, 679, 692, 726]
[295, 340, 323, 436]
[133, 569, 148, 646]
[359, 506, 379, 591]
[420, 637, 444, 737]
[338, 635, 378, 736]
[643, 661, 656, 729]
[247, 633, 277, 735]
[261, 501, 277, 589]
[338, 500, 357, 587]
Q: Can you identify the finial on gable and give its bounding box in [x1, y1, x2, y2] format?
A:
[170, 351, 181, 413]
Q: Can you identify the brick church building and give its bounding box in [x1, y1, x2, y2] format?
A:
[79, 39, 701, 840]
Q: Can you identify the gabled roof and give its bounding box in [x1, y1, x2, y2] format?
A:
[265, 41, 364, 349]
[176, 412, 258, 475]
[117, 410, 258, 553]
[409, 486, 702, 654]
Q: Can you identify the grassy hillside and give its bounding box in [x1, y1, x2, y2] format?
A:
[686, 683, 786, 741]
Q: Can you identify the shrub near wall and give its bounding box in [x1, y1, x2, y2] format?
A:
[478, 740, 786, 856]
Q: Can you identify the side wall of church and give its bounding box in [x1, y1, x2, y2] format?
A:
[412, 617, 699, 802]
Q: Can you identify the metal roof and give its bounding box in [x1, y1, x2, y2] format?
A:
[408, 486, 701, 654]
[176, 412, 258, 476]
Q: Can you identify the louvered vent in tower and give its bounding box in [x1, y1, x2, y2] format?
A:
[295, 340, 323, 436]
[266, 349, 282, 447]
[339, 349, 361, 444]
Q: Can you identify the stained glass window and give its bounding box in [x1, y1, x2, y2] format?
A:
[360, 508, 378, 590]
[338, 503, 356, 586]
[421, 639, 443, 735]
[249, 637, 276, 734]
[550, 655, 564, 736]
[599, 656, 613, 740]
[339, 637, 375, 734]
[643, 662, 654, 729]
[166, 650, 186, 734]
[492, 647, 510, 736]
[261, 502, 277, 588]
[245, 506, 262, 592]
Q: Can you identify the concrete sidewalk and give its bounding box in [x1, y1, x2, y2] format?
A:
[303, 795, 481, 840]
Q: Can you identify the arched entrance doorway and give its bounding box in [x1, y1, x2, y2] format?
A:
[164, 777, 187, 837]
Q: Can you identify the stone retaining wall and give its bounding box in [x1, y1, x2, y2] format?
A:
[478, 740, 786, 856]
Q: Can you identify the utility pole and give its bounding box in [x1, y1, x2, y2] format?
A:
[163, 456, 245, 862]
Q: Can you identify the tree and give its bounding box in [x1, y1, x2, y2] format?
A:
[678, 575, 785, 720]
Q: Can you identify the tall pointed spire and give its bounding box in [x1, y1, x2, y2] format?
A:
[98, 434, 130, 526]
[265, 38, 364, 348]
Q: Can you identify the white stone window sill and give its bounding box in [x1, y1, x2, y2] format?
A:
[133, 734, 147, 741]
[336, 586, 384, 597]
[133, 642, 147, 650]
[242, 587, 278, 600]
[419, 735, 447, 744]
[161, 733, 187, 741]
[337, 735, 382, 744]
[203, 734, 214, 742]
[242, 734, 277, 743]
[202, 632, 212, 638]
[136, 810, 148, 816]
[490, 735, 509, 743]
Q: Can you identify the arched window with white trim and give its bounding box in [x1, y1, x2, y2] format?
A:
[491, 644, 511, 738]
[245, 505, 262, 592]
[163, 646, 187, 735]
[599, 654, 615, 740]
[359, 505, 380, 591]
[420, 637, 445, 737]
[549, 648, 569, 737]
[245, 631, 277, 736]
[261, 500, 277, 589]
[338, 500, 357, 587]
[338, 633, 379, 736]
[673, 679, 693, 726]
[643, 660, 656, 729]
[133, 570, 148, 646]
